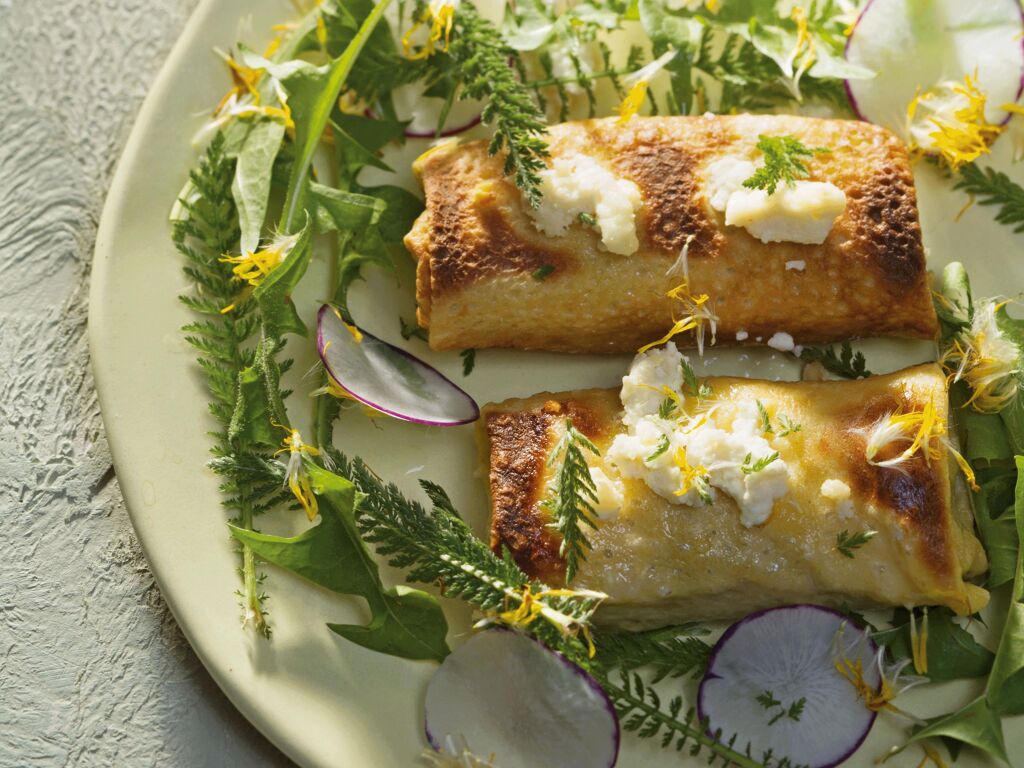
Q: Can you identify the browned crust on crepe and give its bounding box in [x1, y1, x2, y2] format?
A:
[480, 365, 988, 625]
[407, 115, 937, 353]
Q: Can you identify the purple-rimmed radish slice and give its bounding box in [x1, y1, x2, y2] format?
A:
[389, 82, 483, 139]
[698, 605, 879, 768]
[316, 305, 479, 426]
[424, 630, 620, 768]
[845, 0, 1024, 132]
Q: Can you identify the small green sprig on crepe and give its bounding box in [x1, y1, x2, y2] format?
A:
[658, 397, 678, 420]
[681, 357, 712, 402]
[800, 342, 872, 379]
[835, 529, 876, 558]
[646, 435, 670, 463]
[756, 400, 773, 435]
[531, 263, 556, 281]
[742, 452, 779, 475]
[543, 419, 601, 583]
[743, 135, 831, 195]
[955, 163, 1024, 234]
[777, 414, 802, 437]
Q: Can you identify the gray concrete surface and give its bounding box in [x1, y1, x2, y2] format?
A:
[0, 2, 293, 765]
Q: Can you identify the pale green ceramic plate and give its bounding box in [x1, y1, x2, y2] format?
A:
[90, 1, 1024, 765]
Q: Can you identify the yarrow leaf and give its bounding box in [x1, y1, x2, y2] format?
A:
[743, 134, 831, 195]
[543, 419, 601, 584]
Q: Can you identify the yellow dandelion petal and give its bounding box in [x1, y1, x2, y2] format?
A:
[639, 283, 717, 355]
[907, 73, 1003, 169]
[315, 13, 327, 47]
[617, 81, 648, 125]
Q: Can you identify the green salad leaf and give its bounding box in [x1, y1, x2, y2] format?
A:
[230, 462, 450, 662]
[309, 182, 384, 235]
[233, 119, 287, 253]
[279, 0, 395, 232]
[901, 457, 1024, 763]
[873, 607, 993, 681]
[252, 214, 313, 336]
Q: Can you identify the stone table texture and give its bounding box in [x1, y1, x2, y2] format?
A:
[0, 2, 292, 765]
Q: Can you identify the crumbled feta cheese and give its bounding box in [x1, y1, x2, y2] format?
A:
[589, 467, 624, 518]
[527, 153, 643, 255]
[725, 181, 846, 244]
[821, 478, 854, 519]
[767, 332, 795, 352]
[704, 157, 757, 211]
[820, 478, 851, 501]
[785, 260, 806, 271]
[619, 343, 684, 427]
[608, 344, 789, 527]
[735, 329, 749, 341]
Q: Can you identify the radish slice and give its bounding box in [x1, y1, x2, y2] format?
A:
[845, 0, 1024, 131]
[698, 606, 879, 768]
[389, 82, 484, 139]
[316, 305, 479, 426]
[424, 630, 620, 768]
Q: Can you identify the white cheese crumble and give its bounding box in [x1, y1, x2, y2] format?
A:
[527, 153, 643, 256]
[589, 467, 624, 519]
[704, 156, 846, 245]
[704, 157, 756, 211]
[607, 343, 790, 527]
[820, 478, 854, 519]
[735, 329, 749, 341]
[725, 182, 847, 245]
[785, 260, 806, 271]
[820, 478, 851, 501]
[767, 332, 795, 352]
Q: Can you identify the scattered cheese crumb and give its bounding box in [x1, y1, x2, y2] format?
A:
[736, 329, 749, 341]
[821, 478, 851, 501]
[785, 260, 806, 271]
[821, 478, 854, 519]
[767, 332, 795, 352]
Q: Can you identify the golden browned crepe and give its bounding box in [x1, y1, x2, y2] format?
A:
[480, 364, 988, 629]
[406, 115, 938, 353]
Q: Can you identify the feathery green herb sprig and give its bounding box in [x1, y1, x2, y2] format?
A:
[542, 418, 601, 583]
[594, 624, 710, 683]
[176, 134, 291, 636]
[955, 163, 1024, 233]
[446, 4, 550, 207]
[742, 452, 780, 475]
[332, 451, 602, 660]
[799, 342, 872, 379]
[836, 529, 877, 558]
[599, 672, 805, 768]
[744, 135, 831, 195]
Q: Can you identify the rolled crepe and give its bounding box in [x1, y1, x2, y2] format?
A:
[406, 115, 938, 353]
[480, 364, 988, 629]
